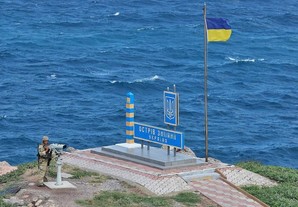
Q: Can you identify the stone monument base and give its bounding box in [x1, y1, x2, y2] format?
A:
[91, 144, 205, 170]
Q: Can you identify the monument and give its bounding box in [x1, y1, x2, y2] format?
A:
[91, 86, 205, 170]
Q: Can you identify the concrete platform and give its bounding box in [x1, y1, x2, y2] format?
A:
[91, 145, 205, 170]
[116, 143, 142, 149]
[44, 181, 76, 189]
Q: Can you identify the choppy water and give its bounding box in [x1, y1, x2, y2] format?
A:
[0, 0, 297, 168]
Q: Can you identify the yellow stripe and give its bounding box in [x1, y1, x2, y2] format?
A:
[126, 130, 134, 135]
[208, 29, 232, 42]
[126, 112, 134, 118]
[126, 97, 130, 103]
[126, 122, 134, 126]
[126, 103, 134, 108]
[126, 139, 135, 144]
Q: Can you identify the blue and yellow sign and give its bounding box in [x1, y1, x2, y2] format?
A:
[164, 91, 179, 126]
[134, 122, 184, 149]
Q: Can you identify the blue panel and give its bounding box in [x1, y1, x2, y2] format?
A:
[134, 122, 184, 149]
[164, 91, 179, 126]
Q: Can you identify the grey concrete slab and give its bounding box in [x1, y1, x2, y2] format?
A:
[116, 143, 142, 149]
[44, 181, 77, 189]
[91, 145, 205, 170]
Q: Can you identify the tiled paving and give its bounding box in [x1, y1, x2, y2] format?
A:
[61, 150, 268, 206]
[190, 179, 265, 207]
[217, 167, 277, 187]
[62, 152, 193, 195]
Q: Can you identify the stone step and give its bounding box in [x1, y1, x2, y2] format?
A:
[179, 168, 221, 182]
[91, 145, 206, 170]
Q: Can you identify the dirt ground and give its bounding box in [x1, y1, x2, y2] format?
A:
[1, 164, 219, 207]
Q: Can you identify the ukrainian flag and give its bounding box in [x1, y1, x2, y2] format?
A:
[206, 18, 232, 42]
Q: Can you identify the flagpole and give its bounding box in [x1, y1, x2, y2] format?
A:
[203, 3, 208, 162]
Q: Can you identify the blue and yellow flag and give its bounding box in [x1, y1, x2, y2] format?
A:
[206, 18, 232, 42]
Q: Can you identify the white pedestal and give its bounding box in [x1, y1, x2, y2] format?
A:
[44, 181, 77, 189]
[116, 143, 141, 149]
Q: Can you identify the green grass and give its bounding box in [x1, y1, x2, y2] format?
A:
[70, 168, 99, 179]
[0, 162, 37, 184]
[77, 191, 200, 207]
[238, 161, 298, 183]
[173, 192, 201, 206]
[65, 167, 108, 183]
[0, 196, 14, 207]
[237, 161, 298, 207]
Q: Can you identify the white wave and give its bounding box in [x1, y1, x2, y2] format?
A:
[1, 115, 7, 119]
[227, 57, 264, 63]
[137, 26, 156, 31]
[134, 75, 163, 83]
[47, 74, 57, 79]
[113, 12, 120, 16]
[227, 57, 255, 62]
[109, 75, 164, 84]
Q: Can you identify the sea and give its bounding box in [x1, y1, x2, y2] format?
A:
[0, 0, 297, 169]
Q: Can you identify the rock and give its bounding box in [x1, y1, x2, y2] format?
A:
[27, 203, 34, 207]
[66, 147, 76, 153]
[28, 183, 35, 186]
[32, 197, 39, 202]
[3, 196, 24, 206]
[35, 199, 43, 206]
[161, 145, 197, 157]
[0, 161, 10, 166]
[0, 161, 18, 176]
[22, 194, 30, 199]
[177, 146, 196, 157]
[207, 157, 224, 164]
[61, 172, 73, 178]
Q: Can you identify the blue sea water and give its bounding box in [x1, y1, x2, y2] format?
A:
[0, 0, 297, 169]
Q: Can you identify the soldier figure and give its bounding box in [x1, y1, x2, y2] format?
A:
[37, 136, 51, 186]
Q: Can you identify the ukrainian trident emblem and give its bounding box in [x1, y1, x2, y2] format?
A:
[166, 98, 175, 120]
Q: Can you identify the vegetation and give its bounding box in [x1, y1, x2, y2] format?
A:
[173, 192, 201, 205]
[77, 191, 200, 207]
[0, 162, 38, 207]
[0, 196, 14, 207]
[0, 162, 37, 184]
[70, 168, 99, 179]
[60, 165, 108, 183]
[237, 161, 298, 207]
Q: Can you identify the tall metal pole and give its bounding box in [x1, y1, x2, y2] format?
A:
[173, 84, 177, 157]
[203, 3, 209, 162]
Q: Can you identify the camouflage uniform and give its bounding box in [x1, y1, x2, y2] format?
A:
[38, 144, 49, 185]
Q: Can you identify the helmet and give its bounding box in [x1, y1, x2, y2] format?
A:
[42, 136, 49, 141]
